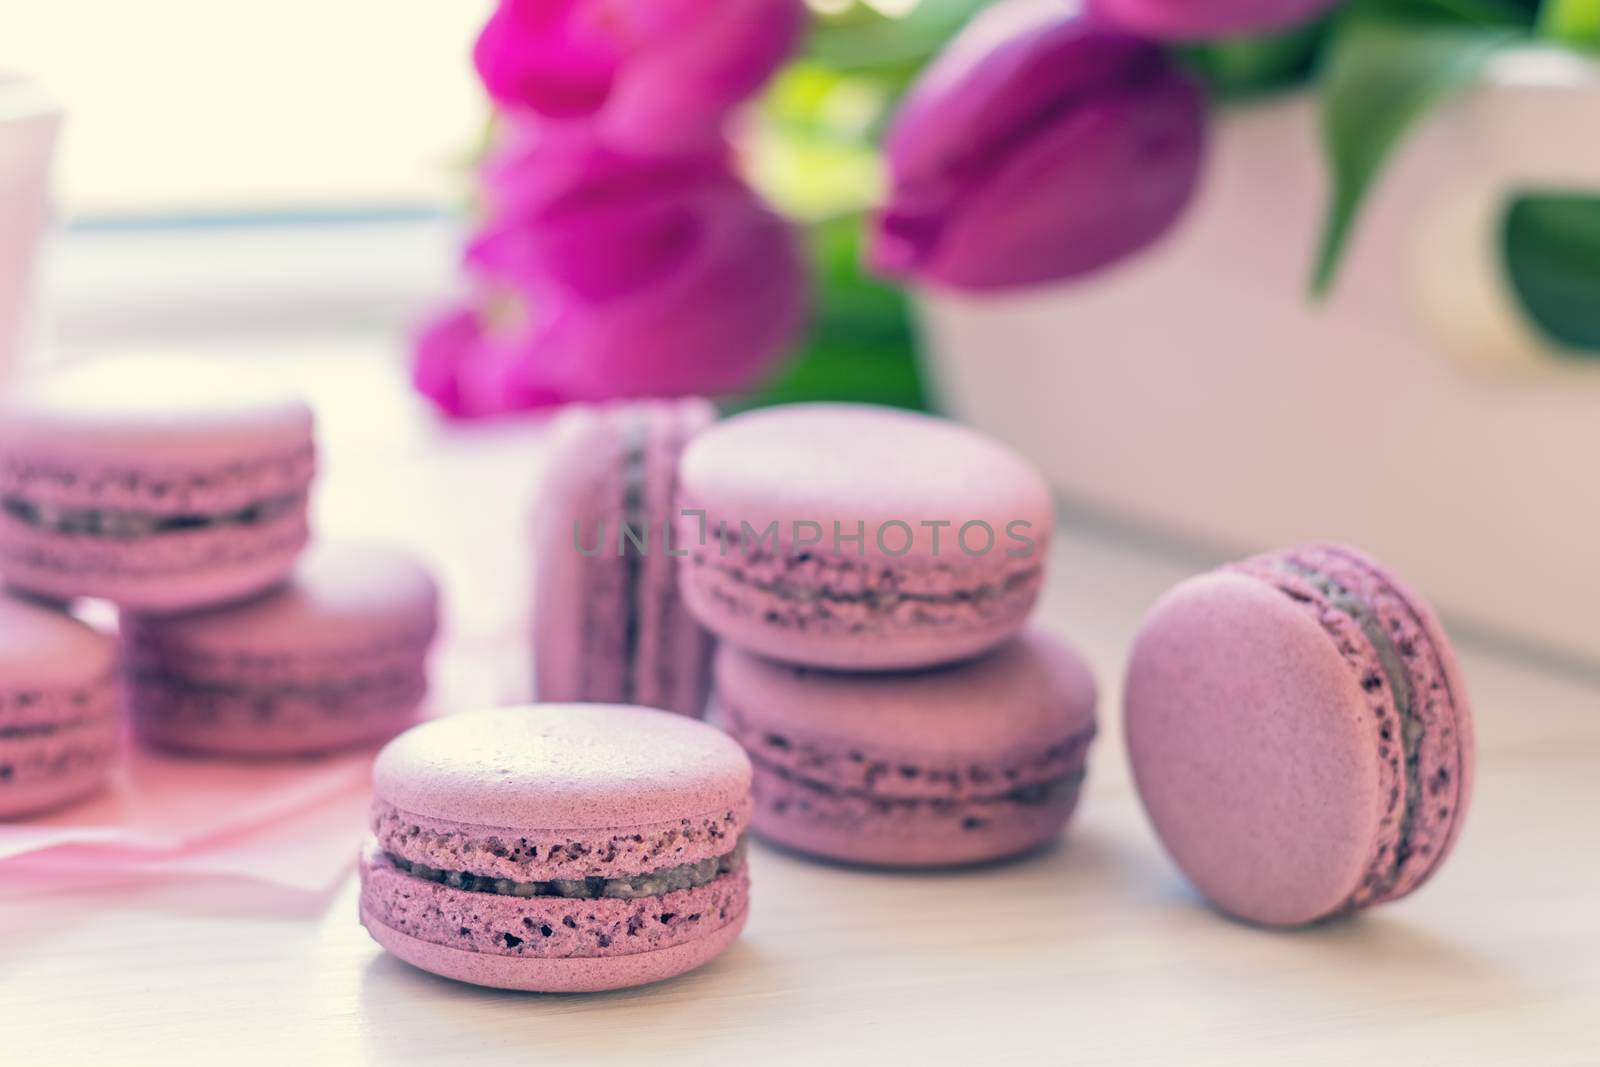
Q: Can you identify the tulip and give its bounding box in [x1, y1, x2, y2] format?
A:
[474, 0, 807, 152]
[413, 135, 808, 415]
[1089, 0, 1341, 40]
[868, 0, 1207, 293]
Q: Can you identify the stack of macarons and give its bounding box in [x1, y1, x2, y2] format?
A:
[678, 403, 1099, 868]
[0, 354, 439, 817]
[527, 400, 1099, 865]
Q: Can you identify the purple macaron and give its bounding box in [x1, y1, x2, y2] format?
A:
[0, 354, 315, 611]
[359, 704, 752, 992]
[0, 592, 120, 818]
[1125, 543, 1475, 927]
[122, 541, 439, 756]
[532, 398, 717, 717]
[712, 627, 1097, 867]
[677, 403, 1053, 671]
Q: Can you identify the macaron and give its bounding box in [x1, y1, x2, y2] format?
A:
[532, 398, 716, 717]
[712, 627, 1097, 866]
[0, 354, 315, 611]
[1124, 543, 1475, 927]
[123, 542, 438, 756]
[0, 592, 120, 818]
[677, 403, 1053, 671]
[359, 704, 752, 992]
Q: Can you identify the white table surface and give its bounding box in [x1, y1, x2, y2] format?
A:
[3, 347, 1599, 1065]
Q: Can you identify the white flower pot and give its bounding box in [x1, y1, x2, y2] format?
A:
[0, 75, 61, 390]
[918, 47, 1600, 663]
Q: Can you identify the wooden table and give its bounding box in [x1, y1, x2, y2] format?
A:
[4, 349, 1597, 1065]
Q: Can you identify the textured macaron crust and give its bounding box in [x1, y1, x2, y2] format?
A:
[677, 404, 1053, 671]
[713, 628, 1097, 866]
[0, 355, 315, 611]
[359, 704, 752, 992]
[533, 398, 716, 717]
[123, 542, 438, 756]
[0, 594, 120, 819]
[1124, 543, 1474, 927]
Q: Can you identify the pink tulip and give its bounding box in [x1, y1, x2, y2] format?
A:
[868, 0, 1206, 293]
[1089, 0, 1341, 40]
[474, 0, 806, 152]
[413, 136, 808, 416]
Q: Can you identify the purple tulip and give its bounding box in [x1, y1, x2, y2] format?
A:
[413, 134, 808, 416]
[1089, 0, 1341, 40]
[474, 0, 807, 152]
[868, 0, 1206, 292]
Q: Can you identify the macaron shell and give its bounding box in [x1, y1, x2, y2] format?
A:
[677, 403, 1054, 558]
[675, 403, 1051, 671]
[0, 355, 315, 611]
[0, 517, 309, 611]
[0, 593, 117, 686]
[0, 595, 121, 819]
[0, 354, 313, 464]
[750, 773, 1081, 868]
[714, 629, 1096, 763]
[715, 630, 1097, 868]
[678, 565, 1038, 672]
[129, 542, 438, 655]
[123, 543, 438, 755]
[360, 897, 747, 993]
[372, 705, 752, 831]
[1125, 572, 1383, 926]
[0, 714, 119, 819]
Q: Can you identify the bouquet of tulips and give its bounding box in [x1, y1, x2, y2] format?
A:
[417, 0, 1600, 418]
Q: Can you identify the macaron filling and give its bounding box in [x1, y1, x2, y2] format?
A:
[749, 752, 1086, 821]
[1, 491, 305, 540]
[376, 836, 745, 900]
[1233, 546, 1465, 912]
[616, 418, 649, 703]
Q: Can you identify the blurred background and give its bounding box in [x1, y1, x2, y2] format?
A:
[4, 0, 1599, 663]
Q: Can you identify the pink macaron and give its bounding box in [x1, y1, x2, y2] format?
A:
[0, 592, 120, 818]
[712, 627, 1097, 866]
[1124, 543, 1475, 927]
[532, 398, 716, 717]
[677, 403, 1053, 671]
[359, 704, 752, 992]
[0, 354, 315, 611]
[122, 541, 438, 756]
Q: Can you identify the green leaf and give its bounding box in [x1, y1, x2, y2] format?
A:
[735, 215, 930, 413]
[1539, 0, 1600, 50]
[1173, 17, 1330, 101]
[803, 0, 990, 89]
[1345, 0, 1539, 27]
[1311, 15, 1519, 296]
[1502, 192, 1600, 354]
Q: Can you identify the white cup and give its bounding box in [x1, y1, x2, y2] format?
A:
[0, 75, 62, 390]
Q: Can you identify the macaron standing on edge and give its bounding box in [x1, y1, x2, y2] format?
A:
[532, 398, 717, 717]
[677, 403, 1054, 671]
[0, 592, 120, 818]
[0, 354, 315, 611]
[359, 704, 752, 992]
[123, 542, 439, 756]
[1124, 543, 1475, 927]
[713, 627, 1098, 867]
